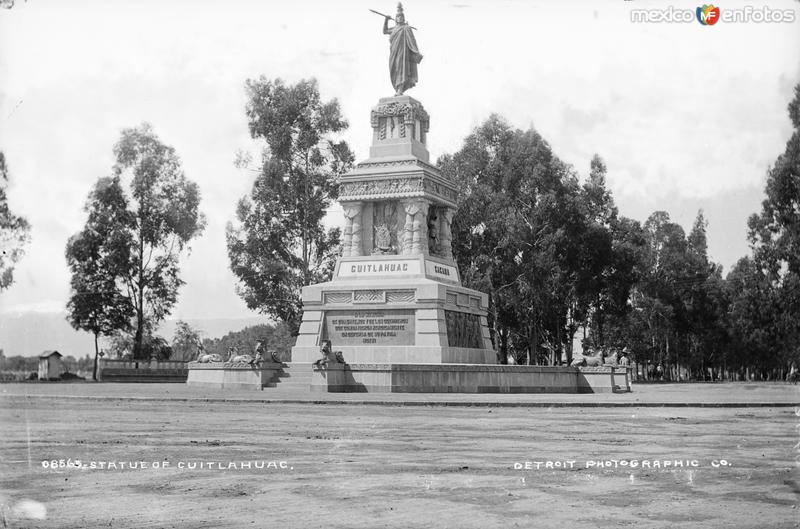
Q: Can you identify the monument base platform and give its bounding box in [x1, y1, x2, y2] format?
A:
[305, 363, 630, 394]
[291, 261, 497, 365]
[185, 362, 284, 391]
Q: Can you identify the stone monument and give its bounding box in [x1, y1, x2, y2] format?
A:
[186, 5, 629, 394]
[290, 5, 494, 369]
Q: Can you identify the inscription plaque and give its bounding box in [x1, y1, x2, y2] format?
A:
[338, 259, 421, 278]
[425, 260, 458, 283]
[324, 309, 416, 346]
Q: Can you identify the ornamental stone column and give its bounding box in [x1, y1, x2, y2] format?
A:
[404, 199, 429, 256]
[416, 200, 430, 256]
[440, 208, 455, 260]
[401, 200, 419, 255]
[342, 202, 363, 257]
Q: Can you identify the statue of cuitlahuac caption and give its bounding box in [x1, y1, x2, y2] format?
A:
[382, 3, 423, 95]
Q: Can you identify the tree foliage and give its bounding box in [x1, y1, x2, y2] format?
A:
[428, 88, 800, 379]
[741, 82, 800, 372]
[66, 124, 205, 360]
[227, 78, 354, 334]
[65, 177, 136, 378]
[171, 320, 201, 361]
[439, 116, 639, 365]
[201, 323, 294, 357]
[0, 151, 31, 292]
[600, 210, 732, 379]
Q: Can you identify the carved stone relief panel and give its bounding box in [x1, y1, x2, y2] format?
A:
[372, 201, 400, 255]
[445, 310, 483, 349]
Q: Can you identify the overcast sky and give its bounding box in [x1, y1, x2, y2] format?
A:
[1, 0, 799, 321]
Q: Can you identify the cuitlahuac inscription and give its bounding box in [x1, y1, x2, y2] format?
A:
[325, 310, 415, 346]
[348, 262, 409, 274]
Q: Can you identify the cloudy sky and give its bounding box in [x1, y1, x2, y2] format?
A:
[1, 0, 799, 322]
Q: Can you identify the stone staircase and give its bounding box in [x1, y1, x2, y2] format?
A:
[266, 363, 314, 390]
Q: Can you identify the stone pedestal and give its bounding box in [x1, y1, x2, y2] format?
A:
[292, 95, 496, 368]
[186, 362, 284, 390]
[308, 364, 628, 393]
[291, 255, 495, 364]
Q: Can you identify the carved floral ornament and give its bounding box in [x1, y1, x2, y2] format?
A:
[370, 101, 430, 132]
[339, 177, 457, 205]
[340, 177, 424, 199]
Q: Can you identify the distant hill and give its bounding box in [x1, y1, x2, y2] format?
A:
[0, 311, 268, 357]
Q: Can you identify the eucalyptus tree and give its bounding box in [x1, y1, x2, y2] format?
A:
[227, 78, 354, 334]
[0, 151, 30, 292]
[66, 124, 205, 360]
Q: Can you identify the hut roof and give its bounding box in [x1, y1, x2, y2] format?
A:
[39, 350, 62, 359]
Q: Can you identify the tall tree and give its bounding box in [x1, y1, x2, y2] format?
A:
[65, 177, 135, 380]
[114, 124, 206, 358]
[171, 321, 201, 361]
[749, 83, 800, 277]
[746, 82, 800, 373]
[0, 151, 31, 291]
[227, 78, 354, 334]
[726, 257, 782, 377]
[440, 116, 588, 364]
[572, 154, 618, 358]
[67, 124, 206, 360]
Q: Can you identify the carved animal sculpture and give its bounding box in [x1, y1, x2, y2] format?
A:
[269, 350, 283, 363]
[571, 349, 605, 367]
[313, 342, 344, 368]
[197, 353, 223, 363]
[229, 355, 256, 365]
[603, 351, 619, 366]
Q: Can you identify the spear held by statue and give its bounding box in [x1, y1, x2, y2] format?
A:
[369, 8, 418, 30]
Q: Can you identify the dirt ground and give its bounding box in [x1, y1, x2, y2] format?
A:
[0, 389, 798, 528]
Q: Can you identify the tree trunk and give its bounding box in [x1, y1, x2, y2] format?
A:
[566, 327, 575, 366]
[134, 232, 145, 359]
[499, 327, 508, 365]
[134, 305, 144, 359]
[92, 332, 99, 381]
[596, 309, 604, 347]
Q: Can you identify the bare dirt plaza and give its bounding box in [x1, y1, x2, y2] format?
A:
[0, 383, 797, 528]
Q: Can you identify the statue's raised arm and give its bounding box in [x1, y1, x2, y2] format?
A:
[383, 3, 423, 96]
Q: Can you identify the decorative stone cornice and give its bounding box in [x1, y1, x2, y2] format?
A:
[370, 100, 430, 133]
[340, 177, 424, 200]
[338, 176, 457, 206]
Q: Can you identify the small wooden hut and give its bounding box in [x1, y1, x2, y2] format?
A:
[38, 351, 64, 380]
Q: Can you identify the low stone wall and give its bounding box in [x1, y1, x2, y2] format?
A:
[185, 362, 284, 390]
[577, 366, 631, 393]
[308, 363, 630, 394]
[99, 360, 188, 383]
[291, 345, 496, 364]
